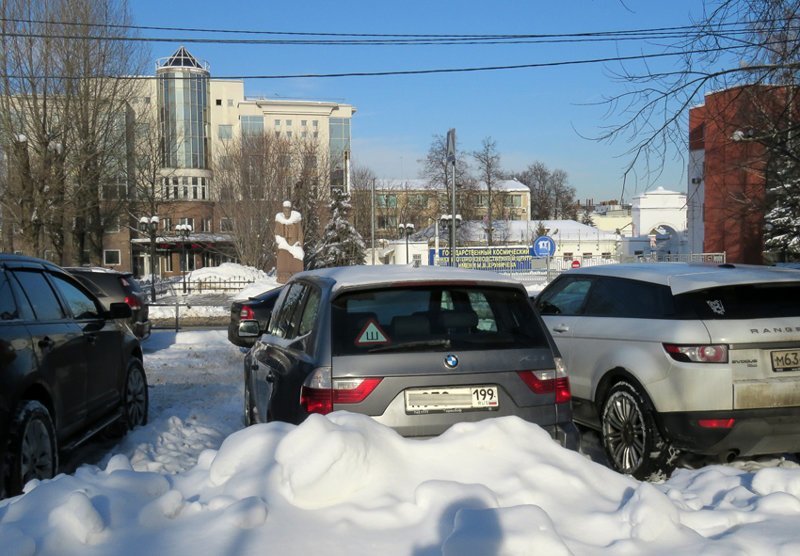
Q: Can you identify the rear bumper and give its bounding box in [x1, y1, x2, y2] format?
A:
[660, 406, 800, 457]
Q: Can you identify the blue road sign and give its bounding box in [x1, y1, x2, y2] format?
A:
[533, 236, 557, 257]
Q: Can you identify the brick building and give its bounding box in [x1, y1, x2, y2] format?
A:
[688, 84, 796, 264]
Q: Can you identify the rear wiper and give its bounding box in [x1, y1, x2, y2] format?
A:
[368, 338, 451, 353]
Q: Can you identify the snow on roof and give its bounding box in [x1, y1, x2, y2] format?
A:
[377, 178, 530, 192]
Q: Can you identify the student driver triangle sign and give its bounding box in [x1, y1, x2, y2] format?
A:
[355, 319, 390, 346]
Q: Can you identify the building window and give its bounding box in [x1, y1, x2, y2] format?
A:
[218, 124, 233, 139]
[286, 119, 292, 126]
[104, 250, 121, 266]
[104, 216, 121, 233]
[313, 131, 318, 138]
[287, 131, 292, 139]
[312, 120, 318, 128]
[201, 177, 207, 200]
[201, 218, 212, 232]
[241, 115, 264, 136]
[274, 119, 281, 127]
[102, 176, 128, 200]
[162, 254, 173, 272]
[227, 99, 234, 107]
[301, 132, 307, 138]
[162, 217, 172, 231]
[504, 195, 522, 208]
[377, 194, 397, 208]
[220, 217, 233, 232]
[301, 120, 307, 127]
[215, 99, 222, 106]
[377, 215, 398, 229]
[476, 194, 489, 208]
[179, 217, 194, 229]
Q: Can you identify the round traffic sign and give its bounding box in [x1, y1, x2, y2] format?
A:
[571, 260, 581, 269]
[533, 236, 557, 257]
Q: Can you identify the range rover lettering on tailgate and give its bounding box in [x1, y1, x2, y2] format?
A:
[243, 265, 579, 450]
[536, 262, 800, 480]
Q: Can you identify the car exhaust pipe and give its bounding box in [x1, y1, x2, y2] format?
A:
[721, 449, 739, 464]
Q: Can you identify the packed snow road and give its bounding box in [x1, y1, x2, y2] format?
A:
[2, 330, 800, 555]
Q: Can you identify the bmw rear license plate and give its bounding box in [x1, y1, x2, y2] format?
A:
[771, 349, 800, 373]
[404, 385, 499, 414]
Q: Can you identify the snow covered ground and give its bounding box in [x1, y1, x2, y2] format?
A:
[2, 329, 800, 554]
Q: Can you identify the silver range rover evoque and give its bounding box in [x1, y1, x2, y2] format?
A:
[535, 262, 800, 479]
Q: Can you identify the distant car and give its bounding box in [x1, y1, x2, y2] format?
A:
[1, 255, 147, 497]
[228, 286, 284, 347]
[535, 262, 800, 479]
[243, 265, 579, 450]
[65, 267, 151, 340]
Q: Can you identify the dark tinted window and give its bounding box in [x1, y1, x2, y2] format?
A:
[297, 287, 321, 337]
[537, 276, 593, 315]
[269, 283, 306, 339]
[12, 270, 65, 320]
[50, 274, 101, 319]
[0, 271, 18, 320]
[584, 277, 676, 318]
[675, 282, 800, 319]
[332, 285, 548, 356]
[70, 274, 105, 297]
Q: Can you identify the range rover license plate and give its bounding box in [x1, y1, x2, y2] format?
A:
[405, 385, 499, 415]
[771, 350, 800, 373]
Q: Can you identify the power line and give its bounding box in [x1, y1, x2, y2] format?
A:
[1, 42, 792, 81]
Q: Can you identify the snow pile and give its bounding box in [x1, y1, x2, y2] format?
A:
[186, 263, 269, 283]
[2, 330, 800, 555]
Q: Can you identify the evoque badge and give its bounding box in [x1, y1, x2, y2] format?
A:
[444, 354, 459, 369]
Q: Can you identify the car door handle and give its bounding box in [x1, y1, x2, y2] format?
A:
[552, 324, 570, 333]
[38, 337, 55, 350]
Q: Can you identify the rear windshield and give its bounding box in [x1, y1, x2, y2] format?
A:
[675, 282, 800, 319]
[331, 284, 548, 356]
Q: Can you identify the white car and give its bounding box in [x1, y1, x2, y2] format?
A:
[535, 262, 800, 479]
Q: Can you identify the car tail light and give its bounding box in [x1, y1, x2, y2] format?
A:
[240, 306, 256, 320]
[124, 295, 141, 311]
[517, 357, 571, 404]
[300, 367, 382, 415]
[663, 343, 728, 363]
[698, 418, 735, 429]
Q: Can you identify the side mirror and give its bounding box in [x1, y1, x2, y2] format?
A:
[238, 320, 261, 338]
[107, 302, 133, 319]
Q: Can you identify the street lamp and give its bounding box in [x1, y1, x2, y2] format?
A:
[439, 214, 462, 267]
[176, 223, 192, 293]
[138, 215, 159, 302]
[398, 223, 415, 264]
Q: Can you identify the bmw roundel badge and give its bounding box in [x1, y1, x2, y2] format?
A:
[444, 354, 459, 369]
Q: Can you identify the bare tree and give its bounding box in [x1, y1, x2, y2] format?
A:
[514, 162, 578, 220]
[0, 0, 145, 264]
[599, 0, 800, 193]
[419, 133, 477, 220]
[349, 162, 377, 240]
[472, 137, 503, 245]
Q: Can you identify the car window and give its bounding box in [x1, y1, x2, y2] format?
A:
[584, 277, 676, 319]
[71, 274, 106, 298]
[50, 274, 102, 320]
[675, 282, 800, 319]
[297, 287, 321, 337]
[269, 283, 306, 339]
[11, 270, 65, 321]
[0, 271, 19, 320]
[332, 285, 548, 356]
[537, 276, 593, 316]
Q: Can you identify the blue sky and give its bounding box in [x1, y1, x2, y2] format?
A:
[131, 0, 706, 202]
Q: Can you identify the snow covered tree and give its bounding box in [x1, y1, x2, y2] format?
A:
[308, 187, 366, 268]
[764, 150, 800, 261]
[581, 209, 595, 227]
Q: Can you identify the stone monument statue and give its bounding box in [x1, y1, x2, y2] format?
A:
[274, 200, 304, 283]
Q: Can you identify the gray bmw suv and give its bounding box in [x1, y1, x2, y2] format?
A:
[243, 265, 579, 449]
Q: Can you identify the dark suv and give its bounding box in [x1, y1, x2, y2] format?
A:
[1, 255, 148, 497]
[65, 267, 151, 340]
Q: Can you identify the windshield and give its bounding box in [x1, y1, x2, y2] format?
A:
[331, 284, 548, 356]
[675, 282, 800, 319]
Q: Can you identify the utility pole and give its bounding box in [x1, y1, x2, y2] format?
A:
[371, 178, 376, 265]
[446, 128, 457, 267]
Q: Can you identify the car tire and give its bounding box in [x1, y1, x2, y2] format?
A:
[116, 358, 149, 433]
[4, 400, 58, 496]
[600, 381, 677, 481]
